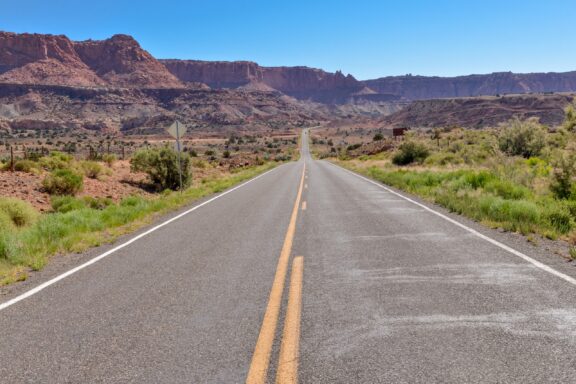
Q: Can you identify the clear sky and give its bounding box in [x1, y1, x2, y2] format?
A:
[2, 0, 575, 80]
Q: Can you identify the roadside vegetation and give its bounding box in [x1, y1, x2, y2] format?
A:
[314, 102, 576, 257]
[0, 133, 298, 285]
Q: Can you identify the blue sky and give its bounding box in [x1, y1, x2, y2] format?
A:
[2, 0, 575, 80]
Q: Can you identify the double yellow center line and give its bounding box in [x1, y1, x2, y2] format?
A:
[246, 163, 306, 384]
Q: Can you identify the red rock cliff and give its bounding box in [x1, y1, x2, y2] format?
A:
[0, 32, 183, 88]
[363, 72, 576, 100]
[74, 35, 183, 88]
[161, 60, 365, 103]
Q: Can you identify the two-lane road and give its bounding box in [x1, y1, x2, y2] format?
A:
[1, 129, 576, 383]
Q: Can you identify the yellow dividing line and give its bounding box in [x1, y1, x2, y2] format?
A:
[276, 256, 304, 384]
[301, 201, 307, 211]
[246, 164, 306, 384]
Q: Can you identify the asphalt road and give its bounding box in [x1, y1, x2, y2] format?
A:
[1, 129, 576, 383]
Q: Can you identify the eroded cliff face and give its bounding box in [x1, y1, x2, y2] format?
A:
[0, 32, 183, 88]
[73, 35, 183, 88]
[363, 72, 576, 100]
[161, 60, 262, 88]
[0, 32, 105, 86]
[161, 60, 365, 103]
[381, 94, 574, 128]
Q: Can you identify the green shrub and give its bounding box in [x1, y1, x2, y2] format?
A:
[0, 197, 39, 228]
[563, 101, 576, 131]
[14, 160, 39, 173]
[0, 211, 16, 233]
[39, 151, 73, 171]
[498, 118, 547, 158]
[79, 161, 104, 179]
[550, 154, 576, 199]
[42, 169, 84, 195]
[546, 210, 573, 234]
[102, 154, 117, 167]
[51, 196, 86, 213]
[130, 147, 191, 191]
[373, 133, 384, 141]
[347, 143, 362, 151]
[392, 142, 430, 165]
[484, 179, 530, 199]
[82, 196, 113, 210]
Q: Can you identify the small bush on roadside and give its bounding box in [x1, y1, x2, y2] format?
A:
[82, 196, 113, 210]
[347, 143, 362, 151]
[13, 160, 39, 173]
[392, 142, 430, 165]
[0, 211, 15, 231]
[39, 151, 73, 171]
[546, 210, 573, 234]
[498, 118, 547, 158]
[42, 169, 84, 195]
[79, 161, 104, 179]
[51, 196, 86, 213]
[131, 147, 191, 191]
[0, 197, 39, 228]
[550, 154, 576, 199]
[102, 154, 117, 167]
[563, 102, 576, 131]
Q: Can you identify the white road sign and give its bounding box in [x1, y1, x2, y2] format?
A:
[167, 120, 187, 139]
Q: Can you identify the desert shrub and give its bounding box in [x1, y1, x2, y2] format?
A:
[392, 142, 430, 165]
[498, 118, 546, 158]
[525, 157, 551, 177]
[102, 154, 117, 167]
[39, 151, 73, 171]
[131, 147, 191, 191]
[223, 150, 231, 159]
[0, 197, 39, 228]
[347, 143, 362, 151]
[563, 102, 576, 131]
[51, 196, 87, 213]
[79, 161, 104, 179]
[373, 133, 384, 141]
[13, 159, 39, 173]
[550, 153, 576, 200]
[82, 196, 113, 210]
[546, 210, 573, 234]
[484, 179, 530, 199]
[424, 152, 463, 166]
[192, 159, 209, 169]
[42, 168, 84, 195]
[0, 211, 15, 232]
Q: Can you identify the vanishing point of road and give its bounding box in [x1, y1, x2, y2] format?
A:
[1, 129, 576, 383]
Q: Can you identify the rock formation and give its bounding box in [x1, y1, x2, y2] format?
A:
[381, 94, 574, 128]
[363, 72, 576, 100]
[161, 60, 365, 103]
[0, 32, 183, 88]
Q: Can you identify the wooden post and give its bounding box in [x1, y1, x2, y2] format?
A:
[10, 146, 14, 172]
[122, 145, 125, 160]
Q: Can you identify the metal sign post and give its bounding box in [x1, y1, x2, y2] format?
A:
[167, 120, 187, 191]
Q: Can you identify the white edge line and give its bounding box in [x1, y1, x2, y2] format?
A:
[327, 161, 576, 286]
[0, 165, 282, 312]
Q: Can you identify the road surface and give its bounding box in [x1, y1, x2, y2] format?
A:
[1, 129, 576, 383]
